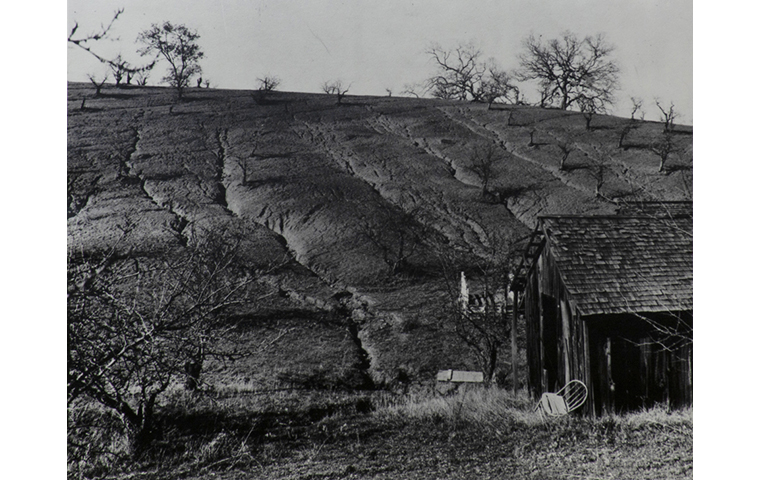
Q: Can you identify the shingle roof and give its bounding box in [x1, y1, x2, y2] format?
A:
[541, 215, 692, 316]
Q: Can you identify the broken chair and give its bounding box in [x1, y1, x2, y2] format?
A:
[535, 379, 588, 417]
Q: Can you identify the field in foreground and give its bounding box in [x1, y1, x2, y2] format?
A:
[70, 388, 692, 480]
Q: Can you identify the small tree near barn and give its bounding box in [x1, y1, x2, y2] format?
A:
[67, 223, 259, 456]
[438, 234, 522, 387]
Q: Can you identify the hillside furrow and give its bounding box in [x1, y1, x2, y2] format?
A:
[303, 116, 502, 257]
[367, 114, 514, 247]
[122, 127, 194, 244]
[366, 114, 466, 185]
[453, 106, 599, 191]
[436, 106, 612, 224]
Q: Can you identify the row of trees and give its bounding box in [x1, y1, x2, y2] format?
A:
[69, 10, 205, 99]
[422, 32, 619, 114]
[70, 11, 678, 127]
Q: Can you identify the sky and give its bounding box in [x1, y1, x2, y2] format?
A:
[67, 0, 693, 124]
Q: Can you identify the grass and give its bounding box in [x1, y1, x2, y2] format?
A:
[68, 386, 692, 479]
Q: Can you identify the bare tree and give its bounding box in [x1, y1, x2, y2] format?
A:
[87, 73, 109, 97]
[425, 43, 518, 104]
[257, 75, 281, 92]
[649, 131, 678, 173]
[616, 121, 638, 150]
[467, 144, 503, 197]
[656, 99, 679, 133]
[321, 80, 351, 105]
[252, 75, 281, 104]
[401, 82, 425, 98]
[67, 225, 265, 455]
[135, 69, 151, 86]
[630, 96, 645, 120]
[107, 54, 156, 87]
[437, 234, 521, 387]
[69, 9, 155, 88]
[360, 205, 429, 276]
[578, 95, 606, 130]
[550, 128, 576, 170]
[479, 63, 520, 109]
[517, 32, 620, 111]
[68, 8, 124, 63]
[425, 42, 484, 101]
[579, 142, 617, 198]
[137, 22, 204, 100]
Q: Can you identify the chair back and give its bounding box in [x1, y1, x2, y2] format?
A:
[556, 380, 588, 413]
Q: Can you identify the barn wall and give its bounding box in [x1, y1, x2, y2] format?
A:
[524, 246, 693, 416]
[524, 246, 591, 407]
[524, 266, 542, 399]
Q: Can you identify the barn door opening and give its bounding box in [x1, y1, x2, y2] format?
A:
[610, 337, 647, 412]
[541, 294, 560, 391]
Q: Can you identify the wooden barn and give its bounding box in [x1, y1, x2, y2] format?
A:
[512, 204, 692, 416]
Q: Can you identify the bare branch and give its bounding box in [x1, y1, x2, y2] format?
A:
[655, 99, 679, 133]
[137, 22, 204, 100]
[517, 32, 619, 111]
[321, 80, 351, 104]
[256, 75, 281, 92]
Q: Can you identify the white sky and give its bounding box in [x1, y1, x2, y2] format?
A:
[67, 0, 693, 124]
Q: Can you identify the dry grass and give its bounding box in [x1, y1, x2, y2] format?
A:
[69, 386, 692, 479]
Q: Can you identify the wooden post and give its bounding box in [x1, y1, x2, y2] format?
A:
[605, 337, 614, 413]
[560, 299, 571, 383]
[512, 290, 519, 396]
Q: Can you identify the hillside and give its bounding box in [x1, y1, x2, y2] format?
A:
[67, 82, 692, 388]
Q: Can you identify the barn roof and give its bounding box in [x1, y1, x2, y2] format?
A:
[537, 213, 692, 316]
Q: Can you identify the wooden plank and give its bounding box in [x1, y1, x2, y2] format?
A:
[436, 370, 483, 383]
[512, 291, 519, 396]
[450, 370, 484, 383]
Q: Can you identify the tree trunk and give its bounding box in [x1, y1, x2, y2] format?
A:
[595, 166, 604, 197]
[121, 403, 157, 458]
[560, 91, 569, 110]
[184, 360, 202, 390]
[484, 344, 499, 387]
[184, 345, 205, 390]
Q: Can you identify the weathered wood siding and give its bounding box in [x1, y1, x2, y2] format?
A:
[525, 245, 591, 407]
[524, 243, 692, 416]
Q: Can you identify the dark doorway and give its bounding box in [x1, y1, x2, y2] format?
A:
[541, 294, 560, 391]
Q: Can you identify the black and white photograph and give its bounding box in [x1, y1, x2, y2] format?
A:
[59, 1, 712, 478]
